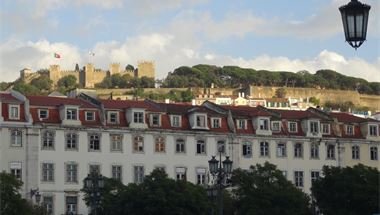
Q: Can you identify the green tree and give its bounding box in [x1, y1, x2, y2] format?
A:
[311, 164, 379, 215]
[231, 162, 312, 215]
[57, 75, 78, 89]
[30, 75, 53, 91]
[82, 169, 211, 215]
[13, 82, 40, 95]
[0, 172, 45, 215]
[275, 88, 287, 98]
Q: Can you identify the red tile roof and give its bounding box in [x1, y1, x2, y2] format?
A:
[0, 92, 20, 103]
[27, 95, 97, 108]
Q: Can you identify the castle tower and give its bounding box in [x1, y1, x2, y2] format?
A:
[84, 63, 95, 88]
[20, 68, 32, 80]
[49, 65, 61, 86]
[137, 61, 155, 79]
[109, 63, 121, 75]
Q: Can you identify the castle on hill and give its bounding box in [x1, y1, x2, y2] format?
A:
[20, 61, 155, 88]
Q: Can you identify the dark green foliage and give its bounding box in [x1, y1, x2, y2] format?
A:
[57, 75, 78, 89]
[161, 65, 379, 95]
[13, 82, 41, 95]
[30, 75, 53, 91]
[275, 88, 286, 98]
[0, 82, 12, 90]
[311, 164, 380, 215]
[0, 172, 45, 215]
[231, 162, 312, 215]
[82, 169, 211, 215]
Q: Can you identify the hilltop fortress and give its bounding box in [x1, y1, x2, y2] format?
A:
[20, 61, 155, 88]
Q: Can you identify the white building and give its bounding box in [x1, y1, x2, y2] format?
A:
[1, 90, 379, 215]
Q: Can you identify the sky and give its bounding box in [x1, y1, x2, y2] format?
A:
[0, 0, 379, 82]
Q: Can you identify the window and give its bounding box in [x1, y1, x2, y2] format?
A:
[327, 144, 335, 159]
[370, 147, 378, 160]
[310, 121, 319, 134]
[65, 133, 78, 150]
[9, 105, 19, 119]
[155, 136, 165, 153]
[133, 136, 144, 152]
[112, 165, 122, 181]
[10, 162, 22, 180]
[10, 129, 22, 147]
[175, 167, 186, 181]
[89, 164, 100, 174]
[288, 122, 297, 133]
[42, 196, 54, 215]
[150, 114, 161, 127]
[110, 134, 123, 152]
[107, 111, 119, 124]
[211, 118, 221, 128]
[196, 168, 206, 185]
[346, 125, 354, 136]
[133, 112, 144, 123]
[276, 143, 286, 157]
[42, 130, 55, 150]
[134, 166, 144, 184]
[282, 171, 287, 179]
[42, 163, 54, 182]
[85, 111, 95, 121]
[66, 108, 77, 120]
[38, 109, 49, 119]
[175, 139, 185, 153]
[260, 141, 269, 157]
[311, 171, 320, 184]
[237, 119, 247, 129]
[88, 134, 100, 151]
[196, 115, 206, 127]
[294, 171, 304, 188]
[65, 196, 77, 215]
[259, 119, 269, 130]
[272, 121, 280, 132]
[242, 142, 252, 158]
[369, 125, 378, 136]
[65, 163, 78, 183]
[310, 143, 319, 159]
[294, 143, 303, 158]
[196, 140, 206, 155]
[352, 145, 360, 160]
[321, 123, 330, 134]
[217, 140, 225, 153]
[171, 115, 181, 127]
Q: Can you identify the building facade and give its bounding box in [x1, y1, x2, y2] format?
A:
[1, 90, 379, 215]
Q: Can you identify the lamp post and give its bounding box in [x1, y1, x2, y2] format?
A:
[208, 149, 233, 215]
[339, 0, 371, 49]
[83, 171, 104, 215]
[30, 188, 41, 205]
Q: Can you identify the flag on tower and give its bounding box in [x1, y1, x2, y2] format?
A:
[54, 53, 61, 58]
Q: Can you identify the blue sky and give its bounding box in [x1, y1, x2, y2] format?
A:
[0, 0, 379, 82]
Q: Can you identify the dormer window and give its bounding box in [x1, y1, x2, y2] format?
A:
[150, 114, 161, 127]
[38, 109, 49, 120]
[85, 111, 95, 121]
[310, 121, 319, 134]
[259, 119, 269, 130]
[9, 104, 20, 120]
[237, 119, 247, 129]
[271, 121, 281, 132]
[369, 125, 378, 136]
[211, 118, 221, 128]
[170, 115, 181, 127]
[107, 111, 119, 124]
[346, 125, 354, 136]
[288, 122, 297, 133]
[196, 115, 206, 127]
[66, 108, 77, 120]
[133, 111, 144, 123]
[321, 123, 330, 135]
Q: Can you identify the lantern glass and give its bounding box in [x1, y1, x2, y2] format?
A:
[84, 175, 92, 189]
[35, 192, 41, 203]
[222, 156, 233, 174]
[208, 156, 218, 174]
[98, 176, 105, 188]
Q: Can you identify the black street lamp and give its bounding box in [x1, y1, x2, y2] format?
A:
[30, 188, 41, 205]
[339, 0, 371, 49]
[83, 171, 105, 215]
[208, 149, 233, 215]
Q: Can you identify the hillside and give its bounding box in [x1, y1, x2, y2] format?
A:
[161, 65, 380, 95]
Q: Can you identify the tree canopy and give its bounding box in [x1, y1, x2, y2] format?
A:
[161, 65, 380, 95]
[231, 162, 312, 215]
[311, 164, 380, 215]
[82, 169, 211, 215]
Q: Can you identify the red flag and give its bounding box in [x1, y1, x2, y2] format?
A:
[54, 53, 61, 58]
